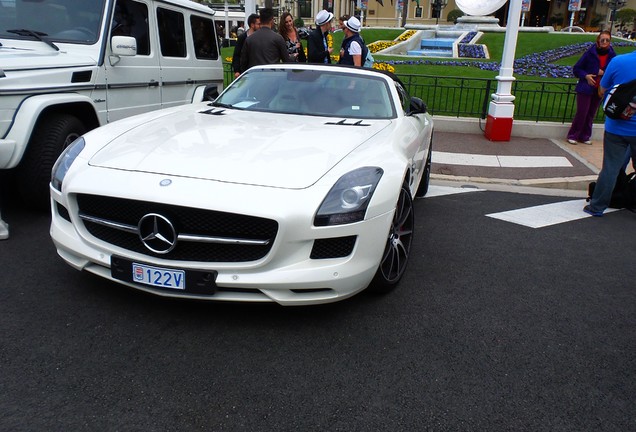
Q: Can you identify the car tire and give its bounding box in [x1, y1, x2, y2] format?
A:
[368, 185, 414, 294]
[415, 141, 432, 198]
[17, 113, 86, 211]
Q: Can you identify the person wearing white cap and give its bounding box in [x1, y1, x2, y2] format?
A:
[338, 16, 366, 67]
[307, 10, 334, 64]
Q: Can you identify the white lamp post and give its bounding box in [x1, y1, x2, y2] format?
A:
[244, 0, 257, 18]
[484, 0, 523, 141]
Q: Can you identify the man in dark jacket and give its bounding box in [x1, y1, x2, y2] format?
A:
[240, 8, 291, 72]
[307, 10, 333, 64]
[232, 13, 260, 78]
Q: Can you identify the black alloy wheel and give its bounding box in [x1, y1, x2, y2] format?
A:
[369, 185, 414, 293]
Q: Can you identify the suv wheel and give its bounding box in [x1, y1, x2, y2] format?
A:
[18, 114, 86, 211]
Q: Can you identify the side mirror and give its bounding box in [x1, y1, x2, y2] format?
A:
[409, 97, 427, 115]
[203, 85, 220, 102]
[111, 36, 137, 56]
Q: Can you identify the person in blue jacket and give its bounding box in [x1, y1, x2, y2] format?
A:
[567, 31, 616, 145]
[584, 50, 636, 216]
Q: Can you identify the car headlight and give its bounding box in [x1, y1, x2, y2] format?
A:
[51, 137, 85, 191]
[314, 167, 383, 226]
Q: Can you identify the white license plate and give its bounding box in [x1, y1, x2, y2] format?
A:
[132, 262, 185, 290]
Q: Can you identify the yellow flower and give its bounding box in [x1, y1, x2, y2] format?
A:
[326, 34, 333, 49]
[397, 30, 416, 42]
[372, 63, 395, 73]
[368, 41, 396, 53]
[224, 56, 233, 63]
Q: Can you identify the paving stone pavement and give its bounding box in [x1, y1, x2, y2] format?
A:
[431, 131, 606, 192]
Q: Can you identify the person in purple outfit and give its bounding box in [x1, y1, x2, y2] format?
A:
[567, 31, 616, 145]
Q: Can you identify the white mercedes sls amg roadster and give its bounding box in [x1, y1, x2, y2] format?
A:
[50, 64, 434, 305]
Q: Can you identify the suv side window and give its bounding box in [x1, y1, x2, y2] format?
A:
[157, 7, 186, 58]
[191, 15, 219, 60]
[112, 0, 150, 55]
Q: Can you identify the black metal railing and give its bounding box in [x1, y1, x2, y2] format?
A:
[398, 73, 604, 123]
[222, 64, 599, 124]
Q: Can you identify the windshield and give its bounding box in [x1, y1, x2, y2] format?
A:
[215, 68, 397, 119]
[0, 0, 106, 44]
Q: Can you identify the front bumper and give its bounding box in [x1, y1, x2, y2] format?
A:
[50, 190, 394, 306]
[0, 138, 17, 169]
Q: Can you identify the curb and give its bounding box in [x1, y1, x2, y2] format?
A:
[433, 116, 605, 142]
[431, 173, 596, 192]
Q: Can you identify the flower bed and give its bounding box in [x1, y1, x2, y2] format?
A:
[458, 44, 486, 59]
[397, 30, 417, 42]
[459, 32, 477, 44]
[368, 40, 397, 53]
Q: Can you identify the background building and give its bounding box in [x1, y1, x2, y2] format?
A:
[200, 0, 636, 33]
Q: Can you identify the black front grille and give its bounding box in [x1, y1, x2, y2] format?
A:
[310, 236, 357, 259]
[76, 194, 278, 263]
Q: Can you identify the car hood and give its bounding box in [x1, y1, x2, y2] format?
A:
[0, 43, 97, 70]
[89, 108, 390, 189]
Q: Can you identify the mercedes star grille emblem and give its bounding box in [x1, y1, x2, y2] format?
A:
[138, 213, 177, 254]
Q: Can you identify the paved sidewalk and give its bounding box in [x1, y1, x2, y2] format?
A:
[432, 131, 603, 192]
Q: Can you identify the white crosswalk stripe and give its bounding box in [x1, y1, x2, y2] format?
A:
[424, 185, 486, 198]
[486, 199, 619, 228]
[432, 151, 573, 168]
[424, 185, 620, 228]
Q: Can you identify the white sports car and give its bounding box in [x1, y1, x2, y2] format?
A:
[50, 64, 433, 305]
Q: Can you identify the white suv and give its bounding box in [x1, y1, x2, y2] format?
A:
[0, 0, 223, 209]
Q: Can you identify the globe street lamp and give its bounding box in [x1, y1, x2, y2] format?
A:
[431, 0, 448, 25]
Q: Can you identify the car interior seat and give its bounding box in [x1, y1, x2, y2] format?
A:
[269, 90, 308, 114]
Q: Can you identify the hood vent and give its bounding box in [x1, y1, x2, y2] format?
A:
[71, 70, 92, 83]
[199, 108, 226, 116]
[325, 119, 370, 127]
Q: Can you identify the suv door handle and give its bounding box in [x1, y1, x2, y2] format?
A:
[148, 81, 159, 87]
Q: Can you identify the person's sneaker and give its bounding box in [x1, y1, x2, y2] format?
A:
[582, 140, 592, 145]
[0, 219, 8, 240]
[567, 139, 577, 144]
[583, 205, 603, 217]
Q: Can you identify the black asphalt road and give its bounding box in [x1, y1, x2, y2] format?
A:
[1, 189, 635, 431]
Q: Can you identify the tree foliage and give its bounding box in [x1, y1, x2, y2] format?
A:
[446, 9, 464, 24]
[616, 8, 636, 27]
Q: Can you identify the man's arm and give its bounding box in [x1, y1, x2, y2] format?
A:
[232, 32, 248, 78]
[240, 37, 250, 72]
[350, 41, 362, 67]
